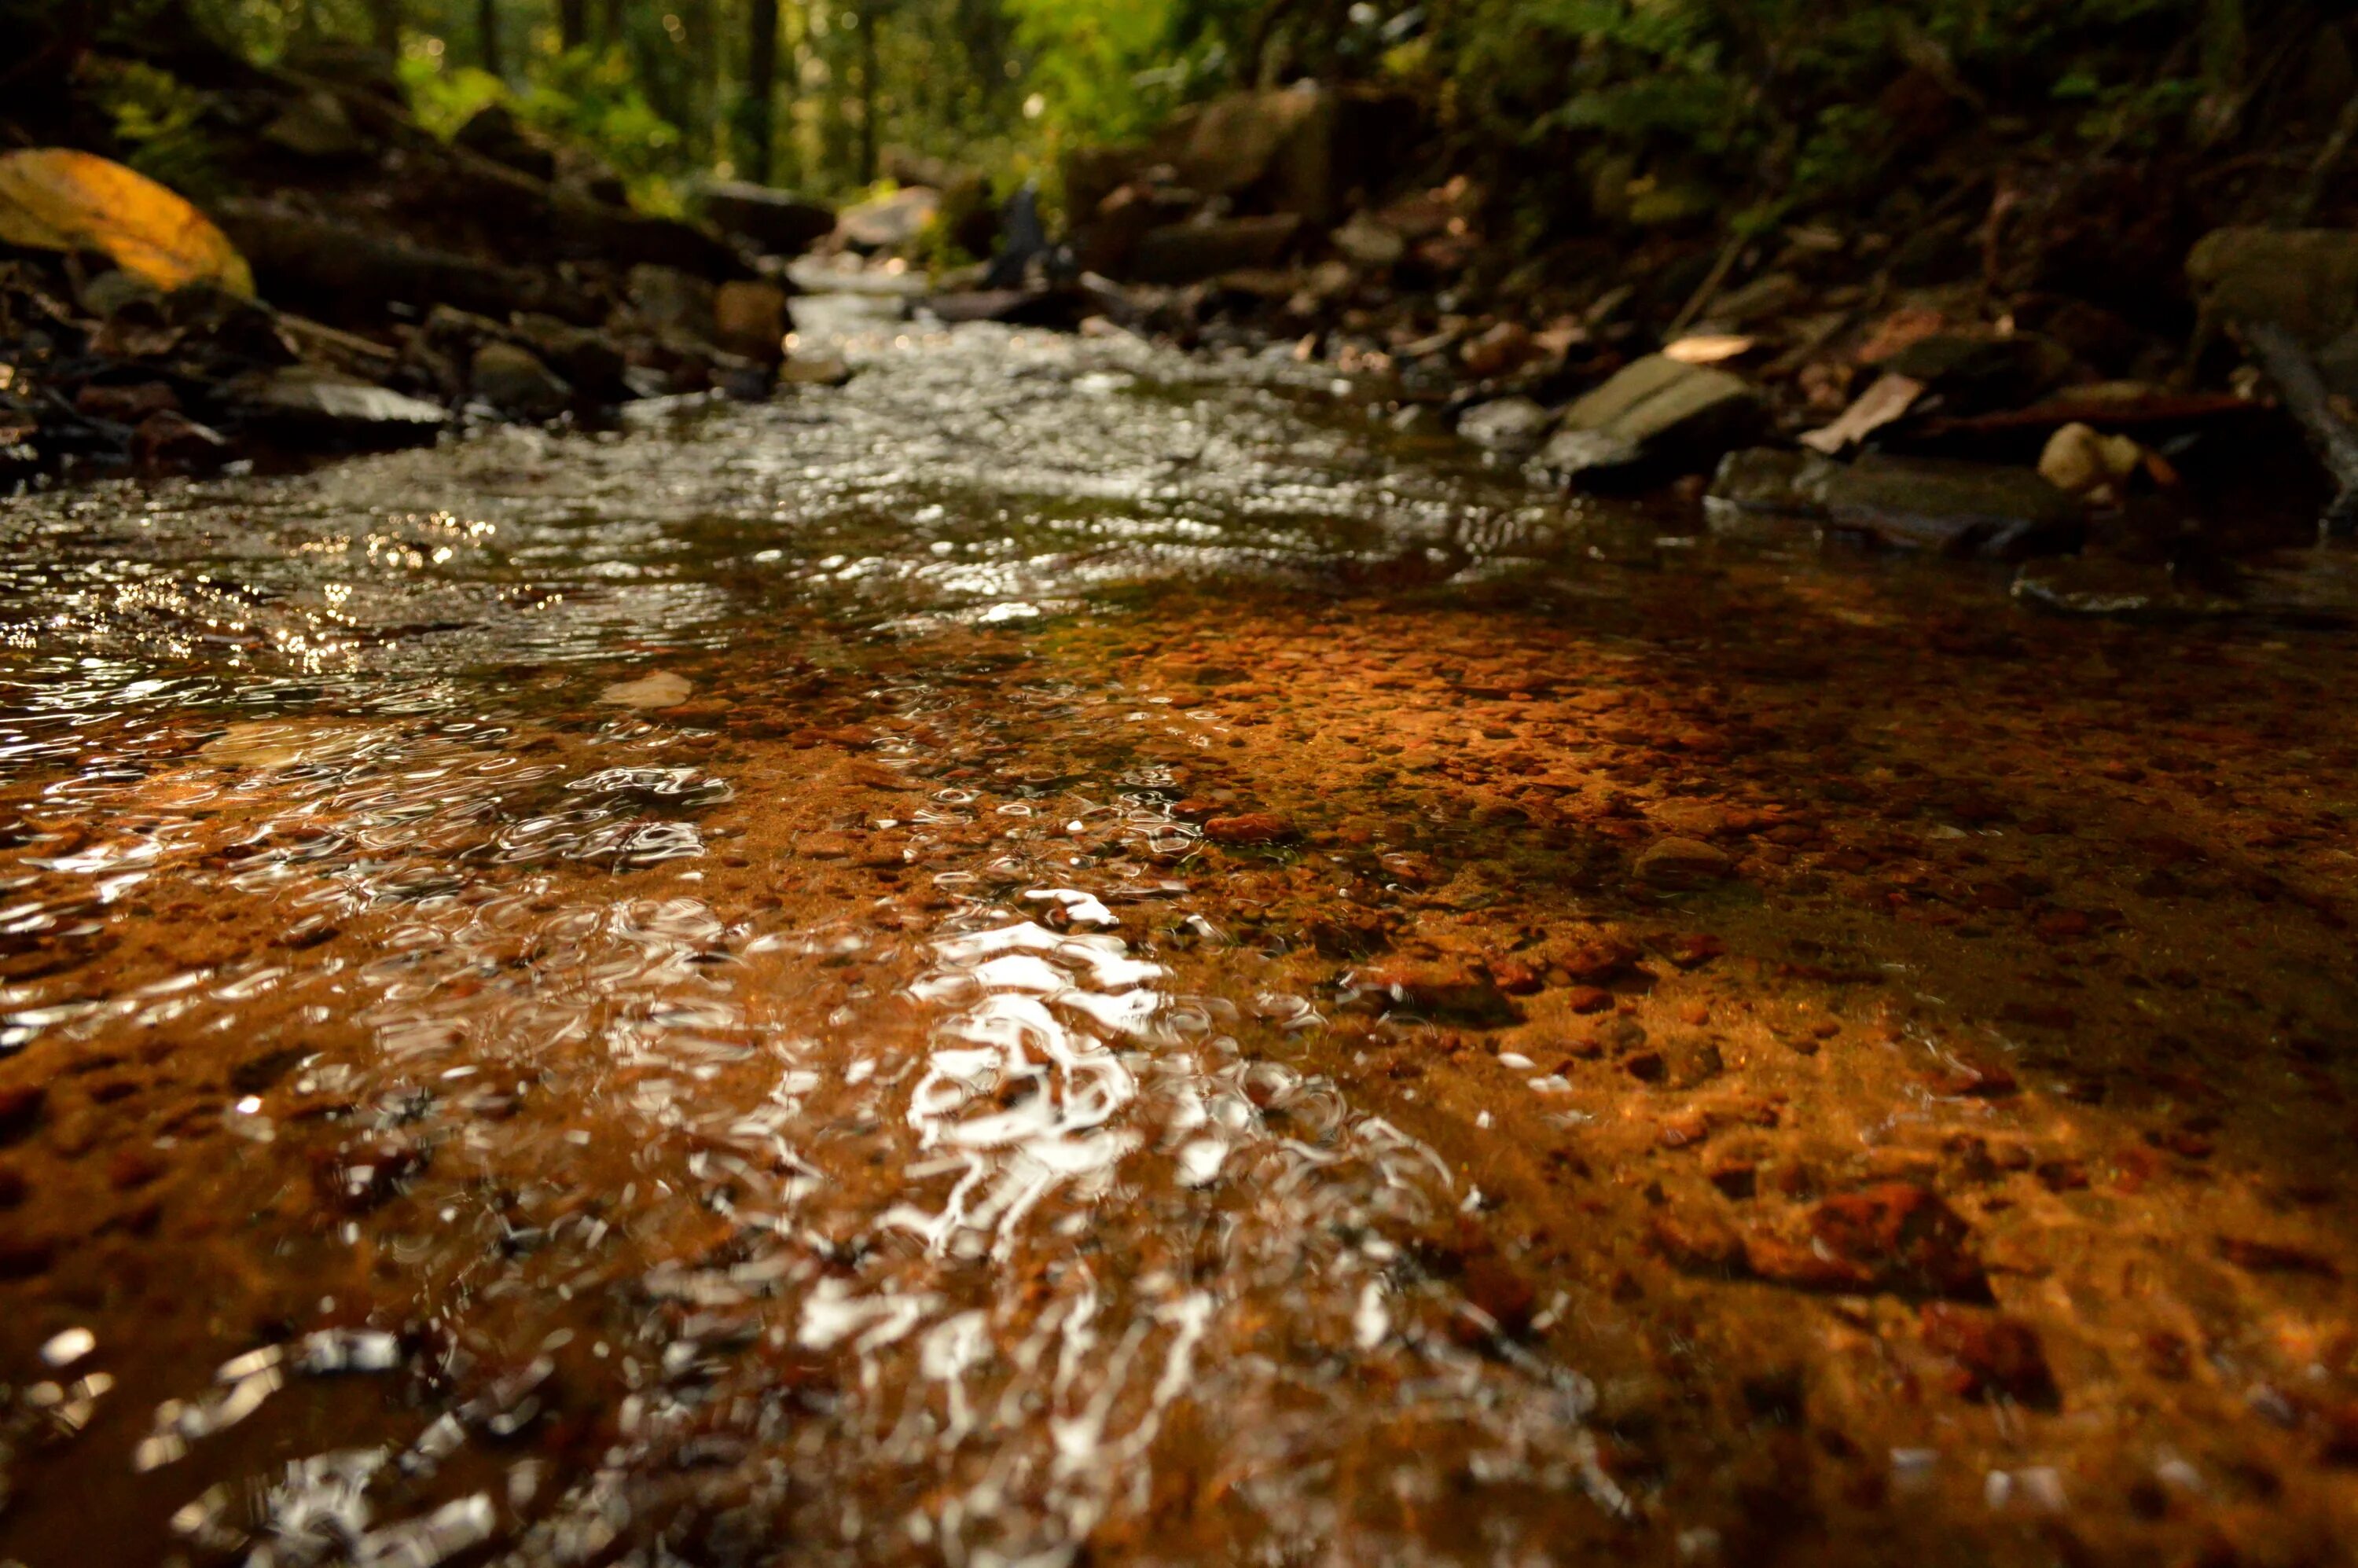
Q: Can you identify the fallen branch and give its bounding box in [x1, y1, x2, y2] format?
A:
[2245, 319, 2358, 537]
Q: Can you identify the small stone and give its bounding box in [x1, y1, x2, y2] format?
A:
[600, 671, 693, 709]
[1566, 985, 1614, 1015]
[1356, 959, 1520, 1026]
[471, 342, 573, 417]
[1920, 1305, 2059, 1408]
[1804, 1183, 1991, 1302]
[1490, 957, 1543, 995]
[1636, 837, 1734, 890]
[1202, 812, 1292, 845]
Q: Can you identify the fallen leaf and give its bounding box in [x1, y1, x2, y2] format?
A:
[1662, 334, 1757, 365]
[1800, 373, 1926, 455]
[0, 149, 254, 297]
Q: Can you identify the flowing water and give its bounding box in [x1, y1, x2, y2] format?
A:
[1, 300, 2356, 1567]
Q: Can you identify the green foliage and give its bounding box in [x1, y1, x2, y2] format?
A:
[83, 58, 228, 200]
[399, 44, 687, 210]
[999, 0, 1220, 145]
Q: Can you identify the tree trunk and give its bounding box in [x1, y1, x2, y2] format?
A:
[598, 0, 623, 48]
[366, 0, 401, 54]
[858, 2, 879, 187]
[558, 0, 587, 50]
[742, 0, 780, 184]
[476, 0, 503, 79]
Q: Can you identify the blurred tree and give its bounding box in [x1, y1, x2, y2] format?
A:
[475, 0, 501, 76]
[741, 0, 780, 180]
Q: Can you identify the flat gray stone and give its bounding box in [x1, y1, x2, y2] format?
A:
[1819, 454, 2081, 560]
[1541, 354, 1760, 479]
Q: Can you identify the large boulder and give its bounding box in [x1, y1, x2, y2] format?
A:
[454, 104, 556, 182]
[1157, 85, 1339, 225]
[1540, 354, 1761, 480]
[699, 181, 835, 257]
[1129, 215, 1302, 285]
[2187, 229, 2358, 343]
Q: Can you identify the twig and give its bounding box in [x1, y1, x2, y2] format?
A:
[2245, 319, 2358, 538]
[2285, 90, 2358, 228]
[1666, 231, 1745, 342]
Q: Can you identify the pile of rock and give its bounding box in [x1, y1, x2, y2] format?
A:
[1, 52, 846, 488]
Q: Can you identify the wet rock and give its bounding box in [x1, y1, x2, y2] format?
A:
[237, 365, 448, 441]
[1355, 958, 1520, 1026]
[699, 181, 836, 256]
[1202, 811, 1292, 845]
[2187, 227, 2358, 347]
[1920, 1305, 2060, 1408]
[1162, 85, 1338, 222]
[1707, 449, 1829, 523]
[1130, 215, 1303, 285]
[714, 280, 789, 365]
[628, 264, 719, 343]
[1793, 1183, 1992, 1301]
[1456, 396, 1553, 454]
[1636, 837, 1734, 890]
[470, 342, 571, 417]
[1819, 455, 2084, 560]
[1549, 935, 1642, 982]
[1540, 355, 1761, 482]
[512, 314, 629, 401]
[837, 187, 940, 252]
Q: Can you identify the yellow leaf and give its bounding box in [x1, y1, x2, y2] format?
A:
[0, 149, 254, 299]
